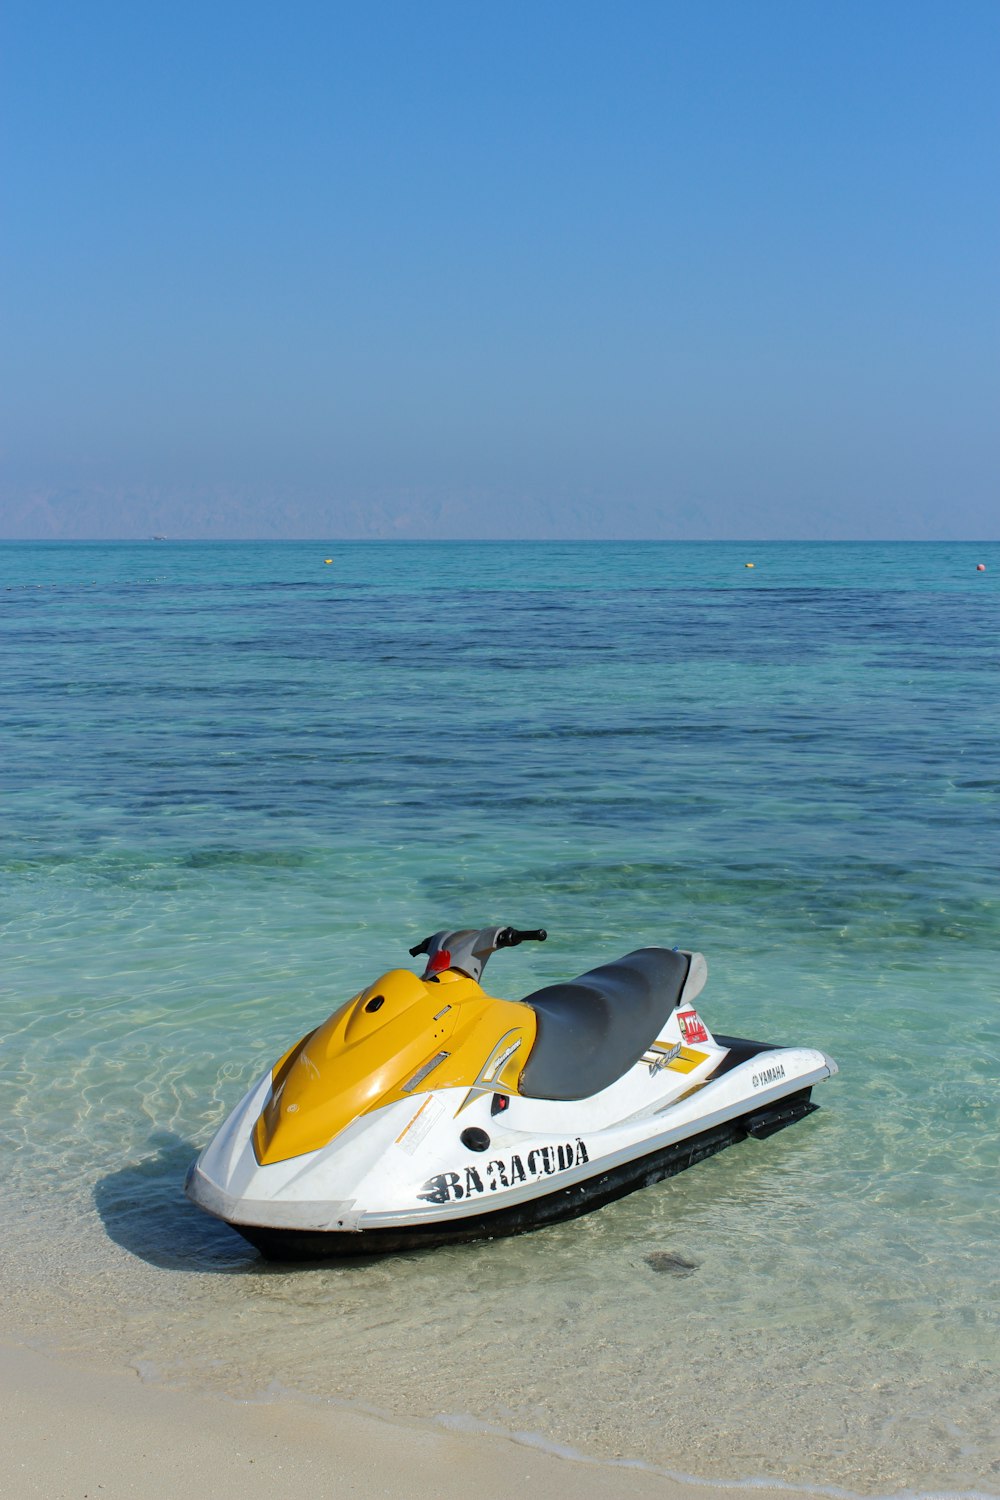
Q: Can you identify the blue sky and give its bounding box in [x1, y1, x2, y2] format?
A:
[1, 1, 997, 538]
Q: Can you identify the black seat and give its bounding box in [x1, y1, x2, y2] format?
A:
[518, 947, 690, 1101]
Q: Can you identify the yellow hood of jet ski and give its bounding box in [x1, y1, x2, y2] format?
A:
[253, 967, 535, 1165]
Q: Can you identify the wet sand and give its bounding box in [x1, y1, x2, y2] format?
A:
[3, 1341, 803, 1500]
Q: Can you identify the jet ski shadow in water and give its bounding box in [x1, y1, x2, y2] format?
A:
[95, 1132, 258, 1272]
[186, 927, 838, 1261]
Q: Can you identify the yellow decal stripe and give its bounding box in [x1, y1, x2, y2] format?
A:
[396, 1097, 433, 1145]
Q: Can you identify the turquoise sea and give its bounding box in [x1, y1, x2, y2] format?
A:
[2, 540, 998, 1495]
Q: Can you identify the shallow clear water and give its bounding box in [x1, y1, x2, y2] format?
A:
[2, 540, 998, 1494]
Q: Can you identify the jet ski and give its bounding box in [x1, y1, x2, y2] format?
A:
[185, 926, 837, 1260]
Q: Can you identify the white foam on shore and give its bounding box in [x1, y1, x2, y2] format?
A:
[437, 1412, 998, 1500]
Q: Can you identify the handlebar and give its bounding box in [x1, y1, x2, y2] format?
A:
[409, 926, 546, 958]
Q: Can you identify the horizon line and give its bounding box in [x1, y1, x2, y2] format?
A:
[2, 536, 997, 546]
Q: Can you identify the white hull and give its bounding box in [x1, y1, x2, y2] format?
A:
[187, 1027, 837, 1258]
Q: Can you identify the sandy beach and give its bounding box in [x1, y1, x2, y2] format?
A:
[2, 1340, 806, 1500]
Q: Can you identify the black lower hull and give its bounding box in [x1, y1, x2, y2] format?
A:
[234, 1088, 818, 1262]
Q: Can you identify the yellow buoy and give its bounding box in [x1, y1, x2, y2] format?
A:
[324, 558, 333, 564]
[745, 562, 755, 568]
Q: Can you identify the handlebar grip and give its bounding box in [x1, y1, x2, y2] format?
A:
[496, 927, 548, 948]
[408, 938, 430, 957]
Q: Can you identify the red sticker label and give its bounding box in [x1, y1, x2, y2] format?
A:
[677, 1009, 708, 1044]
